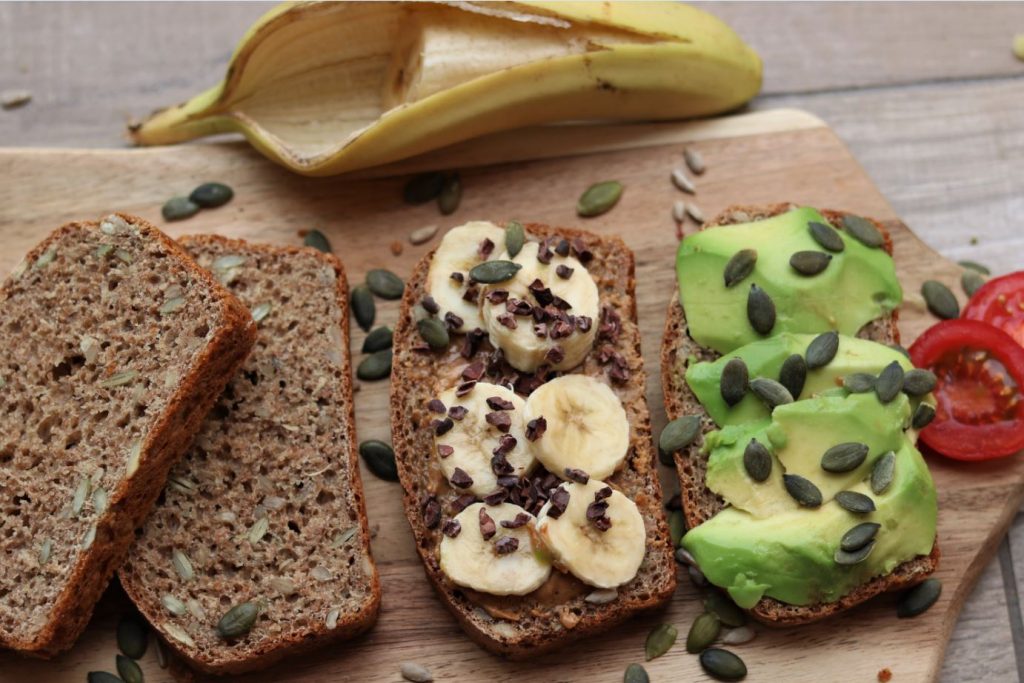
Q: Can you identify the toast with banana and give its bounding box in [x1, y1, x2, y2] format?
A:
[391, 221, 676, 657]
[661, 204, 939, 625]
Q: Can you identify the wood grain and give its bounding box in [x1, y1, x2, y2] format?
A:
[0, 111, 1021, 682]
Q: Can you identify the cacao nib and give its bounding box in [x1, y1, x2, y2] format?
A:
[451, 493, 476, 513]
[495, 536, 519, 554]
[507, 298, 533, 316]
[449, 405, 469, 420]
[556, 264, 574, 279]
[564, 468, 590, 484]
[485, 411, 512, 433]
[571, 237, 593, 263]
[547, 487, 570, 519]
[575, 315, 593, 333]
[450, 271, 465, 283]
[444, 311, 465, 331]
[483, 488, 509, 506]
[442, 519, 462, 538]
[433, 417, 454, 435]
[455, 381, 477, 397]
[595, 486, 613, 501]
[462, 285, 480, 303]
[525, 416, 547, 441]
[460, 327, 486, 359]
[598, 306, 621, 343]
[492, 433, 517, 456]
[501, 512, 532, 529]
[427, 398, 446, 413]
[497, 313, 517, 329]
[497, 475, 520, 488]
[462, 361, 485, 381]
[422, 295, 440, 314]
[450, 467, 474, 489]
[555, 239, 571, 257]
[491, 452, 515, 476]
[479, 507, 497, 540]
[478, 238, 495, 260]
[545, 346, 565, 364]
[486, 289, 509, 304]
[486, 396, 515, 411]
[423, 497, 441, 529]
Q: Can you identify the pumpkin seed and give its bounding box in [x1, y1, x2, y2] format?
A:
[958, 260, 990, 275]
[675, 546, 697, 567]
[688, 565, 708, 587]
[644, 623, 678, 661]
[115, 655, 143, 683]
[875, 360, 905, 403]
[684, 147, 705, 175]
[409, 225, 439, 245]
[783, 474, 822, 507]
[437, 173, 462, 215]
[403, 172, 445, 204]
[897, 578, 942, 618]
[351, 285, 375, 332]
[659, 415, 702, 463]
[790, 250, 832, 276]
[805, 331, 839, 369]
[720, 358, 749, 407]
[842, 215, 884, 248]
[505, 221, 525, 258]
[778, 354, 807, 399]
[843, 372, 876, 393]
[400, 661, 434, 682]
[417, 318, 450, 350]
[821, 442, 869, 473]
[746, 284, 776, 335]
[359, 440, 398, 481]
[686, 612, 721, 654]
[903, 368, 937, 396]
[469, 259, 522, 284]
[835, 490, 876, 514]
[304, 229, 332, 253]
[841, 522, 881, 551]
[189, 182, 233, 208]
[624, 663, 650, 683]
[723, 249, 757, 288]
[699, 648, 747, 681]
[171, 549, 194, 581]
[671, 168, 696, 194]
[808, 221, 845, 252]
[704, 590, 747, 627]
[834, 539, 876, 565]
[217, 601, 259, 639]
[161, 196, 200, 222]
[721, 625, 756, 645]
[366, 269, 404, 299]
[871, 451, 897, 494]
[743, 439, 772, 482]
[962, 270, 986, 298]
[357, 349, 392, 381]
[668, 509, 686, 547]
[912, 403, 936, 430]
[117, 615, 148, 659]
[749, 377, 793, 411]
[161, 594, 186, 616]
[362, 326, 393, 353]
[577, 180, 623, 217]
[921, 280, 959, 319]
[87, 673, 123, 683]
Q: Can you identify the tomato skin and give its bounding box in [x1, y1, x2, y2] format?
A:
[962, 271, 1024, 347]
[909, 319, 1024, 460]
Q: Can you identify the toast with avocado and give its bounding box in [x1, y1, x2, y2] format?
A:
[661, 203, 939, 625]
[390, 221, 675, 657]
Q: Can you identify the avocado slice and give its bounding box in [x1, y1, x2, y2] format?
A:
[675, 207, 902, 355]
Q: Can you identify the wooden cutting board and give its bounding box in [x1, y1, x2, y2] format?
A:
[1, 109, 1021, 682]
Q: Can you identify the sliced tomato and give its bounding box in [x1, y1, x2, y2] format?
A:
[909, 319, 1024, 460]
[963, 271, 1024, 348]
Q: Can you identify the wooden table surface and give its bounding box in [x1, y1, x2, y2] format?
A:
[1, 2, 1022, 680]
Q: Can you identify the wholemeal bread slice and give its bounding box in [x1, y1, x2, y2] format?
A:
[0, 214, 255, 657]
[661, 203, 939, 626]
[118, 236, 380, 675]
[391, 223, 676, 658]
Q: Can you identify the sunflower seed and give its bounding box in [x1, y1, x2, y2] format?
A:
[359, 440, 398, 481]
[95, 244, 114, 259]
[161, 197, 200, 222]
[841, 522, 881, 551]
[672, 200, 687, 223]
[270, 576, 297, 596]
[357, 349, 392, 381]
[700, 648, 747, 681]
[332, 526, 359, 548]
[417, 318, 449, 350]
[38, 538, 52, 565]
[577, 180, 623, 217]
[671, 168, 696, 194]
[836, 490, 876, 514]
[624, 663, 650, 683]
[675, 546, 697, 567]
[362, 326, 393, 353]
[962, 270, 986, 298]
[99, 370, 138, 388]
[688, 565, 708, 587]
[704, 590, 746, 627]
[723, 249, 757, 288]
[921, 280, 959, 319]
[687, 201, 706, 224]
[903, 368, 937, 396]
[747, 284, 776, 335]
[403, 172, 445, 204]
[409, 225, 439, 245]
[721, 625, 756, 645]
[87, 672, 123, 683]
[750, 377, 793, 410]
[117, 616, 148, 659]
[790, 250, 832, 276]
[784, 474, 822, 507]
[469, 259, 521, 284]
[912, 403, 936, 430]
[721, 357, 749, 406]
[644, 623, 678, 661]
[400, 662, 434, 682]
[778, 353, 807, 399]
[897, 578, 942, 618]
[189, 182, 233, 208]
[324, 607, 340, 629]
[876, 360, 905, 403]
[842, 215, 884, 248]
[312, 566, 333, 581]
[251, 302, 272, 323]
[844, 372, 876, 393]
[248, 517, 270, 544]
[116, 655, 144, 683]
[172, 549, 194, 581]
[834, 539, 876, 565]
[71, 477, 90, 515]
[161, 594, 187, 616]
[808, 221, 845, 252]
[351, 285, 375, 332]
[217, 602, 259, 639]
[33, 247, 57, 269]
[743, 439, 772, 482]
[159, 296, 186, 315]
[1, 89, 31, 110]
[82, 524, 97, 549]
[683, 147, 706, 175]
[92, 487, 108, 515]
[366, 269, 404, 299]
[958, 260, 991, 275]
[686, 612, 721, 654]
[805, 331, 840, 369]
[584, 588, 619, 604]
[871, 451, 897, 494]
[659, 415, 702, 463]
[821, 442, 869, 473]
[163, 622, 195, 648]
[302, 229, 332, 253]
[668, 509, 686, 547]
[504, 221, 525, 258]
[155, 638, 167, 668]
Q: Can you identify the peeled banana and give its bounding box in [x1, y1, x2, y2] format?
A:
[129, 1, 762, 176]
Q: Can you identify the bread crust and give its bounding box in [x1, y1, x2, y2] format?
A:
[3, 214, 257, 657]
[118, 235, 381, 675]
[660, 203, 938, 626]
[391, 223, 676, 658]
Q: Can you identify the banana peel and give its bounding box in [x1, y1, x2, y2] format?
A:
[129, 1, 762, 176]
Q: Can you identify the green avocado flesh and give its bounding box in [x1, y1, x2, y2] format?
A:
[675, 207, 902, 355]
[686, 333, 913, 427]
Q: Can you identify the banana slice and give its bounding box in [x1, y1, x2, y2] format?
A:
[481, 240, 599, 373]
[434, 382, 535, 497]
[439, 502, 552, 596]
[426, 221, 506, 333]
[536, 479, 646, 589]
[523, 375, 630, 481]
